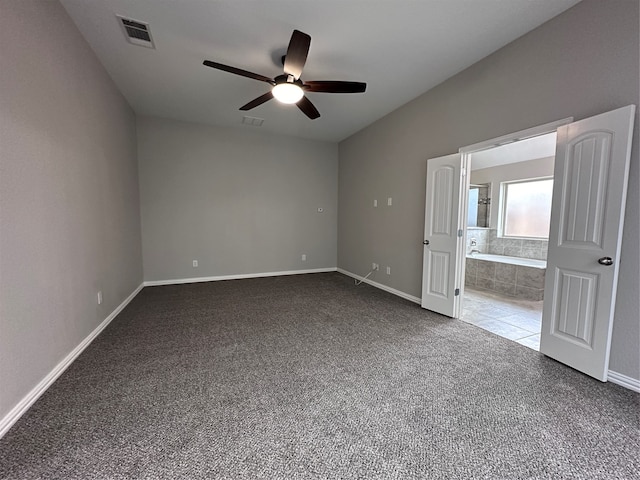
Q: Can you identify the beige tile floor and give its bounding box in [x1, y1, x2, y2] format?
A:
[461, 286, 543, 350]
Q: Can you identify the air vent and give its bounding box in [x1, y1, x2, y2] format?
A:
[241, 116, 264, 127]
[117, 15, 155, 49]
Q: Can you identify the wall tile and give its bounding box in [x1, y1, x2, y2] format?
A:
[541, 244, 549, 259]
[516, 285, 544, 301]
[477, 204, 488, 225]
[522, 239, 542, 250]
[489, 242, 504, 255]
[495, 280, 517, 296]
[530, 249, 546, 260]
[467, 229, 490, 251]
[475, 278, 496, 291]
[495, 263, 517, 283]
[504, 245, 522, 256]
[466, 258, 477, 275]
[476, 260, 496, 280]
[503, 238, 523, 257]
[516, 267, 545, 289]
[467, 256, 548, 302]
[521, 244, 541, 259]
[466, 235, 474, 249]
[503, 238, 523, 249]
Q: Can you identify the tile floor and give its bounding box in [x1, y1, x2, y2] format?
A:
[461, 286, 543, 350]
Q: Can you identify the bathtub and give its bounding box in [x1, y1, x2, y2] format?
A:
[466, 253, 546, 269]
[465, 253, 546, 300]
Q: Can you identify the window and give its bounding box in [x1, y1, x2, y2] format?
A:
[501, 178, 553, 238]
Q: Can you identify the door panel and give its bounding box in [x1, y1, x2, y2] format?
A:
[421, 153, 462, 317]
[540, 105, 635, 381]
[430, 166, 455, 235]
[560, 132, 611, 247]
[427, 251, 450, 298]
[551, 268, 597, 346]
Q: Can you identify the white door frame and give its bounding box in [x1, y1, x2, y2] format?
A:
[456, 117, 573, 315]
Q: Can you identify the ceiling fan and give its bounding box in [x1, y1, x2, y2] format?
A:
[203, 30, 366, 120]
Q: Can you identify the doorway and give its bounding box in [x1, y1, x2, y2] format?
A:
[460, 133, 556, 350]
[422, 106, 635, 381]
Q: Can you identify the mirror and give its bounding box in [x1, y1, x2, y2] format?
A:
[467, 183, 491, 228]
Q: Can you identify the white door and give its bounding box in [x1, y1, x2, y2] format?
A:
[421, 153, 463, 317]
[540, 105, 636, 381]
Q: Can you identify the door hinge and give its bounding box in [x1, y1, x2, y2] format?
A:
[455, 288, 460, 296]
[457, 229, 463, 238]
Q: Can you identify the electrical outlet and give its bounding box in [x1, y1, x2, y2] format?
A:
[301, 254, 307, 261]
[386, 266, 391, 275]
[372, 263, 379, 271]
[373, 199, 378, 207]
[97, 291, 102, 305]
[387, 197, 393, 206]
[192, 260, 198, 267]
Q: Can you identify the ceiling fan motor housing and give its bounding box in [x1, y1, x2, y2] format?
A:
[274, 74, 303, 87]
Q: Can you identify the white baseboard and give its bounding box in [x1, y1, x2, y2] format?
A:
[143, 267, 337, 287]
[607, 370, 640, 392]
[2, 274, 633, 441]
[0, 283, 144, 440]
[337, 268, 421, 305]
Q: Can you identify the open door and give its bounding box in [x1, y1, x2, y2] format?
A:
[421, 153, 464, 317]
[540, 105, 636, 381]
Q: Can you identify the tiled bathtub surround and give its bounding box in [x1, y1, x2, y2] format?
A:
[487, 229, 548, 260]
[466, 229, 548, 261]
[465, 256, 545, 300]
[466, 227, 490, 254]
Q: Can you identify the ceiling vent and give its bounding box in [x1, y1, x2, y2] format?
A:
[117, 15, 155, 48]
[241, 116, 264, 127]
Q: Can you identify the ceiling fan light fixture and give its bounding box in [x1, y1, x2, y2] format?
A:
[272, 82, 304, 104]
[203, 29, 366, 119]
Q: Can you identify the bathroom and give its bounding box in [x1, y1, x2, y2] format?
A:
[462, 133, 556, 350]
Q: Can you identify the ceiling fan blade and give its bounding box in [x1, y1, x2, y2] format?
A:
[203, 60, 274, 84]
[239, 91, 274, 111]
[304, 81, 367, 93]
[296, 95, 320, 120]
[283, 30, 311, 80]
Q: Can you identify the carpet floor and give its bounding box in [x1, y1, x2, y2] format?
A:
[0, 272, 638, 479]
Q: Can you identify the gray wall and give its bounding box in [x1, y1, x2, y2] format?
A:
[338, 0, 640, 379]
[0, 1, 143, 421]
[138, 116, 338, 281]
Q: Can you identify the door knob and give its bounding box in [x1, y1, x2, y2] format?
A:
[423, 240, 430, 245]
[598, 256, 614, 266]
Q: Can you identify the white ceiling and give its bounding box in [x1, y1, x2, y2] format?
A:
[59, 0, 581, 143]
[470, 133, 558, 170]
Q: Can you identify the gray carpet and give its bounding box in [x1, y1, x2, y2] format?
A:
[0, 272, 638, 479]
